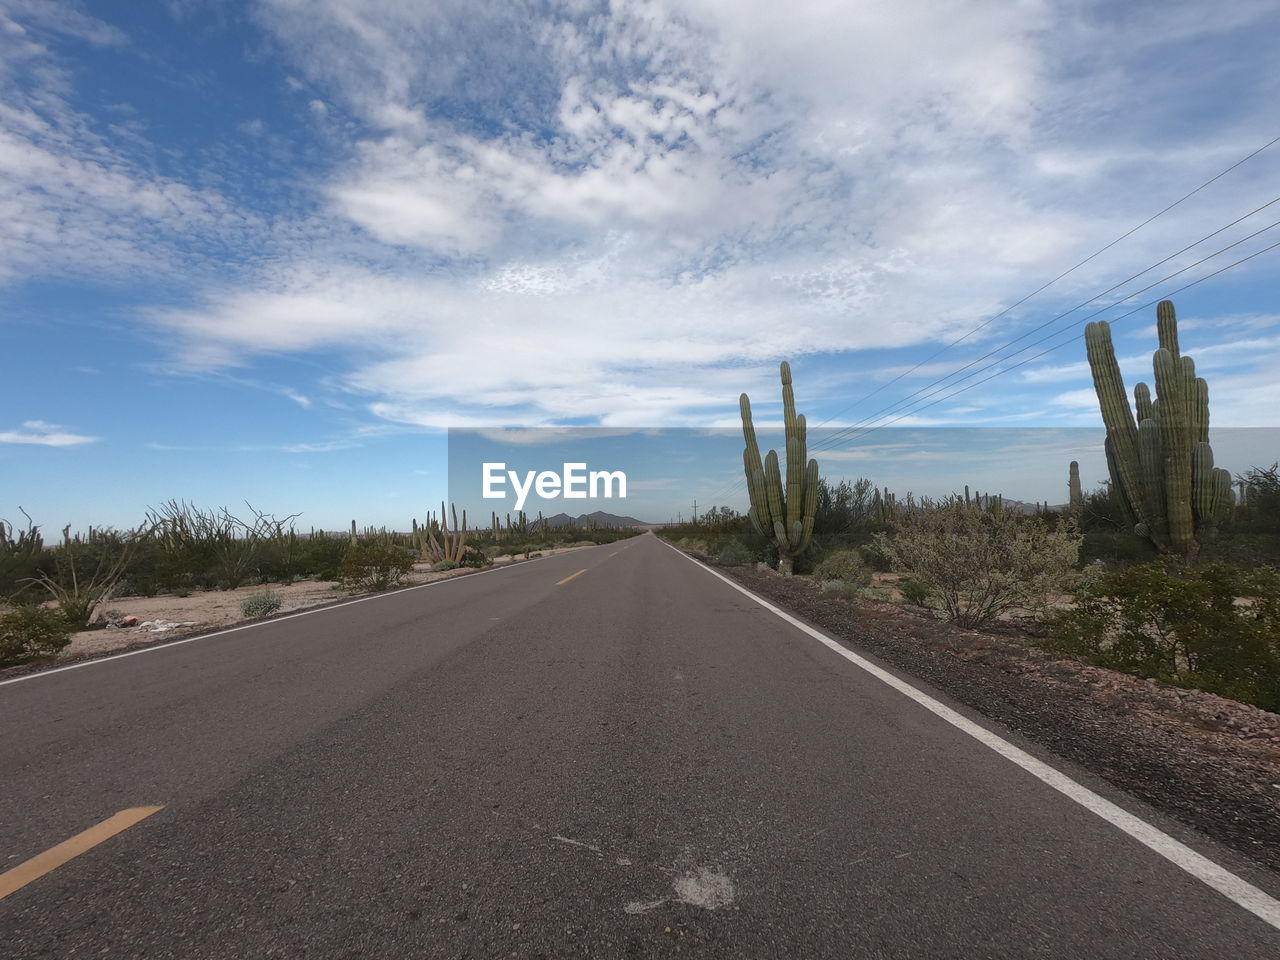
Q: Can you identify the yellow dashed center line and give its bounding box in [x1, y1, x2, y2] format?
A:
[609, 551, 619, 557]
[556, 569, 588, 585]
[0, 806, 165, 901]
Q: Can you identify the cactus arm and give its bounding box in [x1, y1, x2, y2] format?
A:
[796, 458, 818, 552]
[1104, 434, 1138, 530]
[740, 394, 773, 529]
[1156, 299, 1180, 356]
[1212, 468, 1234, 524]
[1134, 383, 1153, 422]
[1137, 419, 1168, 546]
[764, 449, 784, 532]
[1193, 378, 1210, 445]
[1153, 348, 1194, 555]
[1192, 442, 1217, 524]
[1086, 321, 1154, 532]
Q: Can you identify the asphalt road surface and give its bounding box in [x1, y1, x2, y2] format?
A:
[2, 533, 1279, 958]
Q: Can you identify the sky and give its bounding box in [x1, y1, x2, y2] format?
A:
[2, 0, 1279, 531]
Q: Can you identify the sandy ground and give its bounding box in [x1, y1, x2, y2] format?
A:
[62, 545, 594, 660]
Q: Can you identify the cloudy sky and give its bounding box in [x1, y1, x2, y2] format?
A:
[2, 0, 1278, 529]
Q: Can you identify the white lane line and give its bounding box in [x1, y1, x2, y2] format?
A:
[659, 538, 1280, 933]
[0, 547, 598, 688]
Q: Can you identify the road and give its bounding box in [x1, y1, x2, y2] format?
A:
[2, 532, 1278, 958]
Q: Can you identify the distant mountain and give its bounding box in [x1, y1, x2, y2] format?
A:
[990, 497, 1069, 515]
[542, 510, 651, 528]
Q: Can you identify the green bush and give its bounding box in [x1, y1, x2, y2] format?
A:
[1, 514, 47, 603]
[430, 559, 459, 572]
[240, 590, 283, 618]
[458, 547, 491, 569]
[898, 577, 932, 606]
[0, 604, 73, 666]
[873, 503, 1082, 627]
[1080, 527, 1159, 566]
[813, 548, 872, 587]
[716, 538, 755, 566]
[1041, 559, 1280, 711]
[299, 533, 350, 582]
[341, 543, 415, 591]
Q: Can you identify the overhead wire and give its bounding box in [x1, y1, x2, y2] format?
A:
[698, 153, 1280, 509]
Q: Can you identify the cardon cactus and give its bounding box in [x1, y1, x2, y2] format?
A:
[1084, 300, 1233, 560]
[1068, 461, 1083, 510]
[740, 361, 818, 575]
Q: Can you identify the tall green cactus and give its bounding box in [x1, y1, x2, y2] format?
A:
[741, 361, 818, 575]
[1084, 300, 1233, 560]
[1068, 461, 1083, 510]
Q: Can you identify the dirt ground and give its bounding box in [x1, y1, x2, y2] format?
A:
[58, 546, 594, 661]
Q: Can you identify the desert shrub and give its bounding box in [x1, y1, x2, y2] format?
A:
[144, 501, 300, 590]
[813, 477, 876, 539]
[675, 537, 712, 554]
[716, 538, 755, 566]
[26, 526, 145, 628]
[0, 513, 46, 602]
[1080, 527, 1160, 566]
[813, 548, 872, 587]
[818, 579, 862, 599]
[873, 502, 1082, 627]
[898, 578, 932, 606]
[1041, 559, 1280, 711]
[341, 543, 414, 591]
[459, 547, 491, 569]
[1237, 463, 1280, 533]
[240, 590, 283, 618]
[430, 559, 460, 572]
[0, 604, 73, 666]
[299, 532, 350, 582]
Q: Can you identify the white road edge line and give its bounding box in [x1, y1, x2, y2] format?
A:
[0, 546, 598, 688]
[659, 537, 1280, 933]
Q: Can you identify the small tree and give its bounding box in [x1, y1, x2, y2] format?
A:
[873, 501, 1082, 627]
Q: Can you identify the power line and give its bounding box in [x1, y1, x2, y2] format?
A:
[817, 237, 1280, 449]
[807, 210, 1280, 454]
[703, 218, 1280, 507]
[806, 131, 1280, 432]
[701, 133, 1280, 508]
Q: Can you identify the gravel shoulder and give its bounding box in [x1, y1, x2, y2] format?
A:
[686, 550, 1280, 875]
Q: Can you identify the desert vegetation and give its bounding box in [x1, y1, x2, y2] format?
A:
[664, 300, 1280, 712]
[0, 503, 639, 667]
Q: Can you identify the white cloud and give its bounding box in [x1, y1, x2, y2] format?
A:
[8, 0, 1280, 429]
[0, 4, 261, 283]
[0, 419, 98, 446]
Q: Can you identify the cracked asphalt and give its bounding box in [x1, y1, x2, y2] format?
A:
[2, 533, 1278, 958]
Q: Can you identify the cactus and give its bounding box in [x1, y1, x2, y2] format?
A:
[420, 502, 468, 564]
[1068, 461, 1083, 510]
[740, 361, 818, 575]
[1084, 300, 1232, 560]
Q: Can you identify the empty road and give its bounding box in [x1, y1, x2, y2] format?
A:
[2, 533, 1278, 958]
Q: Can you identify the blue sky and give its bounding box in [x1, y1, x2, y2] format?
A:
[2, 0, 1279, 531]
